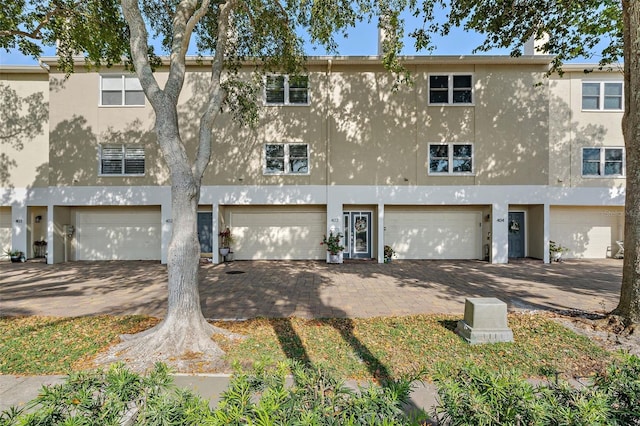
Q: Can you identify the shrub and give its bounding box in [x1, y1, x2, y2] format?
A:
[434, 355, 640, 426]
[0, 361, 427, 425]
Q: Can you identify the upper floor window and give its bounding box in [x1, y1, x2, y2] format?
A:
[100, 75, 145, 106]
[582, 82, 623, 111]
[582, 147, 624, 177]
[429, 74, 473, 105]
[428, 143, 473, 174]
[264, 143, 309, 174]
[265, 75, 309, 105]
[100, 145, 145, 176]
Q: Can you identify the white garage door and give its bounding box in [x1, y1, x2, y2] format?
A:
[76, 208, 161, 260]
[230, 210, 326, 260]
[0, 207, 11, 253]
[385, 210, 482, 259]
[550, 207, 623, 259]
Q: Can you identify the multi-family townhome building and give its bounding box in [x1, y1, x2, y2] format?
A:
[0, 51, 625, 265]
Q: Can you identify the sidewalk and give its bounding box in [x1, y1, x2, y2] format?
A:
[0, 374, 439, 418]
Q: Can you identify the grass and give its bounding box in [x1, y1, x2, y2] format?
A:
[0, 313, 612, 380]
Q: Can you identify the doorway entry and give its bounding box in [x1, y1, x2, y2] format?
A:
[197, 212, 213, 254]
[343, 211, 372, 259]
[508, 211, 525, 258]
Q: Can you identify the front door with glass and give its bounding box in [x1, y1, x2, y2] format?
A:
[343, 211, 372, 259]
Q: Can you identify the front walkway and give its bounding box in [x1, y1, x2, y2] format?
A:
[0, 259, 622, 319]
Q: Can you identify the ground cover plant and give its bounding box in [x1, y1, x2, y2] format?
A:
[0, 313, 610, 380]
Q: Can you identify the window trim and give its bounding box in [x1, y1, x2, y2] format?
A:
[581, 81, 624, 112]
[98, 144, 146, 177]
[263, 143, 310, 175]
[263, 74, 310, 106]
[427, 73, 474, 106]
[581, 147, 625, 178]
[427, 142, 475, 175]
[99, 74, 145, 107]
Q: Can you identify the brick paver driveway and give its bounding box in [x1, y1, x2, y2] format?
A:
[0, 259, 622, 319]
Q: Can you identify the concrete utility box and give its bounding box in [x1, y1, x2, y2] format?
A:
[455, 297, 514, 344]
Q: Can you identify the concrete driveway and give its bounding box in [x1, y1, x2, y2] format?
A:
[0, 259, 623, 319]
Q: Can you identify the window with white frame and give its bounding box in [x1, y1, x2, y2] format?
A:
[428, 143, 473, 174]
[582, 82, 623, 111]
[100, 75, 145, 106]
[429, 74, 473, 104]
[582, 147, 624, 177]
[264, 75, 309, 105]
[264, 143, 309, 174]
[100, 145, 145, 175]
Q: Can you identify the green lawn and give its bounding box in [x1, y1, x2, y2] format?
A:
[0, 313, 612, 380]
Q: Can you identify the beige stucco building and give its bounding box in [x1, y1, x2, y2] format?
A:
[0, 54, 625, 264]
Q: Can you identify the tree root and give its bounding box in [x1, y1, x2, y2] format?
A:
[94, 316, 244, 373]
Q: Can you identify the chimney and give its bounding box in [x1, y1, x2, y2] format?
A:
[524, 32, 549, 55]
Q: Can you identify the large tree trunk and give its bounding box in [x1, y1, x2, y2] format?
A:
[615, 1, 640, 324]
[95, 171, 239, 372]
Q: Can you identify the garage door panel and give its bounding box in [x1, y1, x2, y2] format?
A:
[385, 211, 481, 259]
[231, 211, 326, 260]
[550, 207, 622, 259]
[76, 210, 161, 260]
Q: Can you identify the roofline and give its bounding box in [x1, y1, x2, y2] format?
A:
[40, 54, 557, 68]
[0, 64, 48, 74]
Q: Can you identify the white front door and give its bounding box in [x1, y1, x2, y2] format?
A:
[343, 211, 372, 259]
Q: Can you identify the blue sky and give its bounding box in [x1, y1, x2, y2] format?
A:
[0, 11, 512, 66]
[1, 10, 607, 66]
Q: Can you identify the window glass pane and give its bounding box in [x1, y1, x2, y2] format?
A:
[430, 159, 449, 173]
[102, 91, 123, 105]
[453, 90, 472, 103]
[124, 159, 145, 174]
[289, 89, 308, 104]
[430, 145, 448, 158]
[603, 96, 622, 110]
[453, 144, 472, 157]
[583, 148, 601, 161]
[582, 97, 599, 110]
[582, 83, 600, 97]
[266, 158, 285, 173]
[102, 160, 123, 174]
[102, 75, 123, 91]
[604, 162, 622, 175]
[289, 76, 308, 89]
[289, 144, 308, 157]
[604, 83, 622, 96]
[429, 75, 448, 89]
[266, 144, 284, 157]
[605, 148, 623, 161]
[124, 76, 142, 90]
[453, 75, 472, 88]
[266, 76, 285, 103]
[582, 162, 600, 175]
[125, 91, 145, 106]
[453, 159, 472, 172]
[290, 159, 308, 173]
[429, 91, 448, 103]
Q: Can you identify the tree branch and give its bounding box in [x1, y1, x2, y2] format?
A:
[193, 0, 236, 179]
[120, 0, 162, 106]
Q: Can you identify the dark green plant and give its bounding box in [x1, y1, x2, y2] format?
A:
[594, 353, 640, 425]
[0, 361, 428, 425]
[434, 356, 640, 426]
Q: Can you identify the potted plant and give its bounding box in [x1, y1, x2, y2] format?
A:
[384, 245, 395, 263]
[218, 227, 234, 258]
[4, 249, 26, 263]
[549, 241, 568, 262]
[321, 231, 345, 263]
